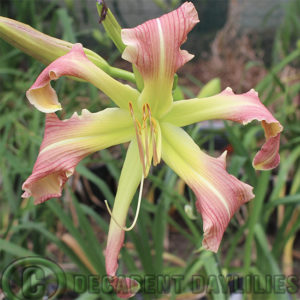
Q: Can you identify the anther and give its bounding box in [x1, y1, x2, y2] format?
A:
[129, 102, 134, 116]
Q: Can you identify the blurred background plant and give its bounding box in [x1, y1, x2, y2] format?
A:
[0, 0, 300, 299]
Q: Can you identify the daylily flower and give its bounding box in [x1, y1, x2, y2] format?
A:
[20, 2, 283, 298]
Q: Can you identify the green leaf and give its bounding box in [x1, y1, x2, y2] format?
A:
[203, 252, 228, 300]
[0, 238, 37, 257]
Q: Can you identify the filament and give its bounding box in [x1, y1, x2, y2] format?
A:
[129, 102, 160, 174]
[104, 174, 144, 231]
[129, 102, 146, 175]
[143, 104, 150, 167]
[147, 104, 159, 165]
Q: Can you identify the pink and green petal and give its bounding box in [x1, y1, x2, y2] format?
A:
[22, 108, 134, 204]
[108, 277, 140, 299]
[161, 123, 254, 252]
[163, 88, 283, 170]
[27, 43, 139, 113]
[121, 2, 199, 116]
[105, 139, 142, 298]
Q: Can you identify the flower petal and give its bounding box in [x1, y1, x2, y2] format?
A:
[22, 108, 134, 204]
[121, 2, 199, 117]
[105, 139, 142, 298]
[163, 88, 283, 170]
[108, 277, 140, 299]
[161, 123, 254, 252]
[26, 43, 139, 113]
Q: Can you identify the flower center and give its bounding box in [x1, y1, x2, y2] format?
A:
[129, 102, 161, 176]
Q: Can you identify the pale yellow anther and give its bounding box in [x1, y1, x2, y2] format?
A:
[137, 121, 142, 135]
[129, 101, 134, 116]
[142, 104, 147, 123]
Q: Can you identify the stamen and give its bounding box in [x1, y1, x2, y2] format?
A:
[128, 101, 135, 117]
[142, 104, 147, 124]
[143, 104, 150, 167]
[151, 120, 158, 165]
[129, 102, 160, 173]
[104, 174, 144, 231]
[147, 104, 159, 166]
[129, 102, 146, 175]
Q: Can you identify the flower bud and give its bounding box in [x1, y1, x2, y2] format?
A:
[96, 0, 125, 53]
[197, 78, 221, 98]
[0, 16, 109, 71]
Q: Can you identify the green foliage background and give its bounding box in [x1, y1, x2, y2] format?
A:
[0, 0, 300, 299]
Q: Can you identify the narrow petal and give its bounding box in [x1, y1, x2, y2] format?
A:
[163, 88, 283, 170]
[26, 43, 139, 112]
[108, 277, 140, 299]
[122, 2, 199, 116]
[22, 108, 134, 204]
[105, 139, 142, 298]
[161, 123, 254, 252]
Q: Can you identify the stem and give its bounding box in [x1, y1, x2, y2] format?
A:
[109, 66, 136, 83]
[244, 171, 270, 274]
